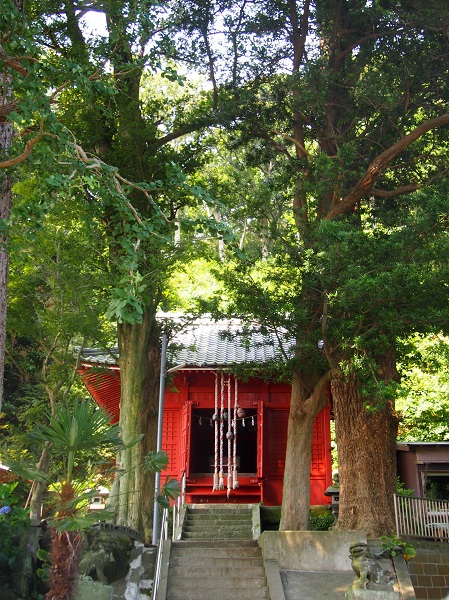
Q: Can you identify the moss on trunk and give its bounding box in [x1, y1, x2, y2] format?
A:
[114, 307, 160, 541]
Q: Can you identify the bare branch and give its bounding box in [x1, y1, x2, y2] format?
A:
[274, 131, 311, 158]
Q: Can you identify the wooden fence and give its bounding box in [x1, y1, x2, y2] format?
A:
[394, 494, 449, 541]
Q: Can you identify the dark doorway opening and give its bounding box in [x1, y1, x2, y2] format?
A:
[189, 408, 258, 474]
[426, 474, 449, 501]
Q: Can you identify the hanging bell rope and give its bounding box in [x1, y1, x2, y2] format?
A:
[233, 376, 239, 489]
[212, 372, 219, 492]
[227, 373, 232, 498]
[218, 372, 225, 490]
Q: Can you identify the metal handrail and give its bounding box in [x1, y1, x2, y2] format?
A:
[172, 471, 186, 538]
[152, 473, 186, 600]
[151, 507, 168, 600]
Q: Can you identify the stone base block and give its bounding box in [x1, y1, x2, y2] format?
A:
[346, 588, 401, 600]
[75, 579, 113, 600]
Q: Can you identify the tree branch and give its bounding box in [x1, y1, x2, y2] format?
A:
[0, 43, 28, 76]
[371, 165, 449, 198]
[307, 368, 340, 411]
[326, 113, 449, 219]
[0, 130, 49, 169]
[274, 131, 311, 158]
[321, 290, 339, 370]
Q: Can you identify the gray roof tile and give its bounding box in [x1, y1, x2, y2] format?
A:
[81, 316, 292, 368]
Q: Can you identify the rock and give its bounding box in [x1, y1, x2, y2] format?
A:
[78, 529, 133, 584]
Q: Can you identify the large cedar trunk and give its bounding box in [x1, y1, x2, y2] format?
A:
[113, 307, 160, 540]
[332, 373, 398, 536]
[280, 371, 328, 531]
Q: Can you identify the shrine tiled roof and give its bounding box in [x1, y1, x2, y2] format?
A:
[81, 315, 293, 368]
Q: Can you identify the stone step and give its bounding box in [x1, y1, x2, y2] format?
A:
[187, 508, 253, 519]
[186, 513, 252, 522]
[170, 540, 262, 564]
[184, 516, 252, 524]
[185, 515, 252, 522]
[166, 594, 269, 600]
[187, 504, 253, 512]
[166, 579, 270, 600]
[168, 575, 268, 588]
[183, 524, 253, 533]
[171, 539, 259, 548]
[186, 514, 252, 521]
[169, 555, 263, 567]
[182, 530, 253, 539]
[166, 510, 269, 600]
[168, 565, 266, 578]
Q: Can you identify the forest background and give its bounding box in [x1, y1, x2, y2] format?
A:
[1, 0, 449, 547]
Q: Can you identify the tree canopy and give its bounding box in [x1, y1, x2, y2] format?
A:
[1, 0, 449, 540]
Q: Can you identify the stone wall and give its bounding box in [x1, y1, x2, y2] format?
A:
[259, 530, 367, 571]
[407, 541, 449, 599]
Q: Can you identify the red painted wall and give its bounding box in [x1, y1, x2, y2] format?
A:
[80, 366, 332, 506]
[163, 371, 332, 506]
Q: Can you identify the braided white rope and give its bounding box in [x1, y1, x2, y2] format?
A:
[227, 373, 232, 497]
[219, 373, 224, 490]
[213, 372, 219, 491]
[233, 376, 239, 489]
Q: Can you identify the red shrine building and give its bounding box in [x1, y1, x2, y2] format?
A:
[79, 318, 332, 506]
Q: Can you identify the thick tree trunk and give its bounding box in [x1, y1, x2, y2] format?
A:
[113, 307, 160, 540]
[332, 372, 398, 536]
[280, 371, 329, 531]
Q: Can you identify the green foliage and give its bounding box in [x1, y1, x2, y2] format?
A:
[29, 398, 123, 487]
[396, 477, 413, 497]
[397, 335, 449, 441]
[6, 402, 179, 533]
[143, 450, 170, 474]
[144, 451, 181, 508]
[0, 482, 30, 568]
[36, 548, 50, 583]
[157, 477, 182, 509]
[308, 507, 334, 532]
[380, 535, 416, 561]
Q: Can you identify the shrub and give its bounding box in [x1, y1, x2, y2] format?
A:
[0, 482, 31, 570]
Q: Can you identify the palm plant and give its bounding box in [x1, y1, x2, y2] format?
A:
[27, 398, 126, 599]
[26, 398, 177, 600]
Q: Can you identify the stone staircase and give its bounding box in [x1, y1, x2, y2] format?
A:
[182, 505, 255, 540]
[163, 504, 270, 600]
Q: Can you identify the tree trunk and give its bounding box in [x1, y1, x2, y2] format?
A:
[113, 306, 160, 541]
[0, 102, 13, 416]
[332, 372, 398, 536]
[12, 445, 51, 598]
[45, 531, 81, 600]
[280, 371, 329, 530]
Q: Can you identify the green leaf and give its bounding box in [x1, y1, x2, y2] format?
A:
[3, 459, 48, 483]
[161, 476, 181, 501]
[143, 450, 169, 473]
[123, 433, 144, 449]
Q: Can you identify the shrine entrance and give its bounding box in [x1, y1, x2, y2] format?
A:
[79, 362, 332, 506]
[189, 408, 258, 476]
